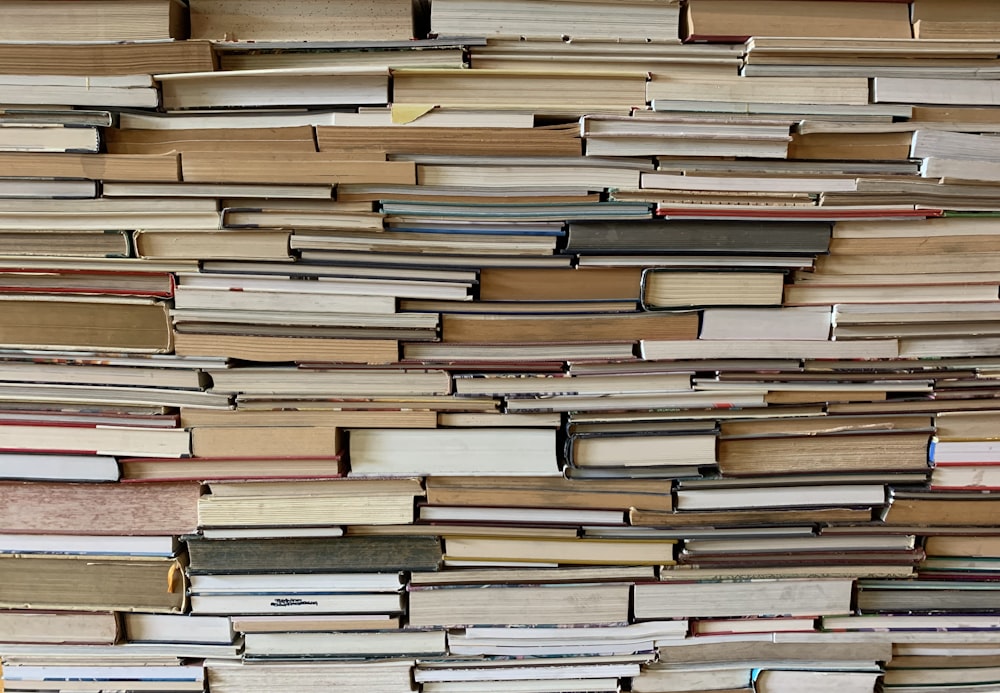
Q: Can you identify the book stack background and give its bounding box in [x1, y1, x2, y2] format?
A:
[7, 0, 1000, 691]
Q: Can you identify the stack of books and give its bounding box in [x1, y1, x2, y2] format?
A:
[6, 0, 1000, 691]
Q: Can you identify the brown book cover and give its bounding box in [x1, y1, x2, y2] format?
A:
[0, 555, 186, 613]
[0, 480, 200, 535]
[441, 312, 698, 344]
[0, 152, 179, 182]
[173, 332, 399, 364]
[0, 297, 172, 352]
[425, 476, 673, 512]
[0, 40, 213, 77]
[106, 126, 317, 155]
[317, 124, 581, 158]
[479, 267, 642, 301]
[181, 152, 415, 185]
[683, 0, 912, 42]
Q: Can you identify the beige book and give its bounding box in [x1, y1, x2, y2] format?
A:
[189, 0, 415, 41]
[181, 152, 415, 185]
[191, 426, 342, 459]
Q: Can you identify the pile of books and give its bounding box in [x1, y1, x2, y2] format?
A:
[6, 0, 1000, 691]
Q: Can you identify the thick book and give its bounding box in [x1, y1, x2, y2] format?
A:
[105, 125, 318, 155]
[348, 428, 558, 477]
[197, 478, 422, 528]
[0, 480, 200, 535]
[158, 67, 391, 110]
[124, 612, 234, 645]
[186, 535, 442, 574]
[0, 151, 178, 182]
[424, 476, 673, 513]
[317, 124, 582, 158]
[244, 629, 446, 658]
[641, 270, 785, 310]
[0, 452, 119, 482]
[392, 68, 648, 114]
[189, 0, 417, 41]
[440, 312, 698, 343]
[408, 583, 630, 627]
[634, 578, 854, 619]
[0, 41, 213, 77]
[0, 555, 187, 613]
[180, 152, 415, 185]
[0, 610, 119, 645]
[206, 660, 415, 693]
[0, 0, 187, 41]
[431, 0, 680, 40]
[0, 230, 125, 256]
[682, 0, 911, 42]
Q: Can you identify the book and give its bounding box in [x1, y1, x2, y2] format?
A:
[123, 613, 235, 645]
[181, 152, 415, 185]
[0, 40, 213, 78]
[755, 670, 880, 693]
[206, 660, 415, 693]
[392, 68, 647, 114]
[244, 629, 446, 658]
[564, 220, 831, 255]
[719, 432, 930, 476]
[189, 0, 417, 41]
[0, 611, 119, 645]
[197, 478, 422, 527]
[317, 124, 582, 158]
[0, 555, 186, 613]
[642, 270, 785, 309]
[185, 535, 442, 574]
[633, 578, 855, 619]
[0, 452, 119, 482]
[699, 307, 832, 341]
[408, 583, 631, 627]
[349, 428, 558, 476]
[0, 0, 187, 41]
[190, 591, 404, 616]
[682, 0, 911, 41]
[431, 0, 680, 40]
[0, 74, 159, 109]
[675, 484, 886, 511]
[424, 476, 674, 512]
[441, 312, 698, 343]
[479, 267, 642, 301]
[0, 533, 180, 557]
[158, 67, 391, 110]
[442, 535, 676, 566]
[0, 481, 200, 535]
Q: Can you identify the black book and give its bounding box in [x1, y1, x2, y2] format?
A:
[186, 535, 442, 574]
[564, 220, 831, 254]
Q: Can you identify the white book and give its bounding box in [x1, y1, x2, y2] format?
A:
[156, 67, 389, 110]
[676, 484, 886, 511]
[189, 572, 403, 594]
[0, 179, 96, 199]
[1, 665, 204, 682]
[190, 592, 403, 616]
[875, 77, 1000, 105]
[641, 339, 899, 360]
[699, 307, 832, 341]
[0, 452, 118, 481]
[124, 613, 235, 645]
[349, 428, 559, 477]
[0, 534, 176, 556]
[0, 124, 99, 153]
[0, 74, 158, 108]
[245, 629, 446, 658]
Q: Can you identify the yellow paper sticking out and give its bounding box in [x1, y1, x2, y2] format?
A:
[392, 104, 435, 124]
